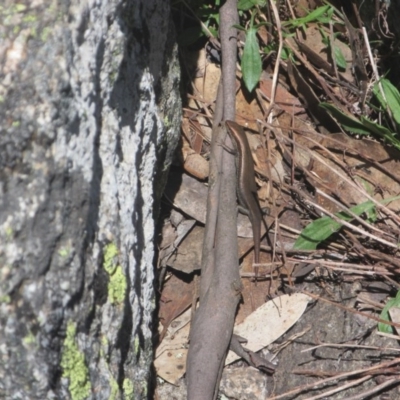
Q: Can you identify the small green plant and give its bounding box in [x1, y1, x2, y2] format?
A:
[172, 0, 220, 46]
[320, 77, 400, 151]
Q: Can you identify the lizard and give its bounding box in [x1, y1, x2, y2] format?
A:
[225, 120, 262, 279]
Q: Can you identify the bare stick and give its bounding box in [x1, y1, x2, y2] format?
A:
[186, 1, 240, 399]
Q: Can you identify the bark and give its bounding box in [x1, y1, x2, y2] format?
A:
[0, 0, 180, 399]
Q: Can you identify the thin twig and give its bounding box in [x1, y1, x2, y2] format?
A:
[301, 290, 400, 330]
[302, 342, 400, 353]
[345, 377, 400, 400]
[376, 331, 400, 341]
[316, 187, 395, 239]
[303, 375, 371, 400]
[266, 357, 400, 400]
[269, 124, 400, 230]
[266, 0, 283, 122]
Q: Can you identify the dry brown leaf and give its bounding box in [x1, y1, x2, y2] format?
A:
[296, 132, 400, 214]
[164, 172, 208, 224]
[259, 76, 305, 115]
[183, 152, 209, 180]
[190, 49, 221, 105]
[301, 24, 353, 82]
[159, 274, 194, 340]
[168, 225, 203, 274]
[236, 84, 265, 130]
[158, 211, 196, 268]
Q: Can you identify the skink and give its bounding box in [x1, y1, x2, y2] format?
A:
[225, 120, 262, 278]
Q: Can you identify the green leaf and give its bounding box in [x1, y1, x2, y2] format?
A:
[359, 117, 400, 150]
[207, 26, 218, 38]
[279, 46, 293, 61]
[232, 24, 246, 32]
[321, 102, 400, 149]
[379, 290, 400, 333]
[333, 45, 347, 70]
[284, 5, 332, 28]
[254, 22, 271, 29]
[242, 26, 262, 92]
[238, 0, 266, 10]
[294, 200, 376, 250]
[320, 29, 347, 71]
[294, 196, 400, 250]
[294, 216, 343, 250]
[373, 78, 400, 127]
[319, 103, 372, 135]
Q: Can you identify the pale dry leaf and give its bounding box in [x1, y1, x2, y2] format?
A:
[225, 293, 312, 365]
[156, 308, 192, 358]
[155, 308, 192, 384]
[154, 348, 188, 385]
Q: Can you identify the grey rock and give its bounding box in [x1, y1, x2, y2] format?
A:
[0, 0, 181, 398]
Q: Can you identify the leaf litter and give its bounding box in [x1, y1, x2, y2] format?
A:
[156, 1, 400, 399]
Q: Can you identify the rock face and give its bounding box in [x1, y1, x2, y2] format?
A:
[0, 0, 181, 399]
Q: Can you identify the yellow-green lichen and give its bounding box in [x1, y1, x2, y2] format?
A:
[98, 336, 120, 399]
[141, 381, 147, 396]
[0, 295, 11, 304]
[103, 244, 127, 304]
[163, 115, 171, 128]
[103, 243, 119, 274]
[109, 374, 119, 400]
[122, 379, 134, 400]
[133, 335, 140, 355]
[108, 266, 127, 304]
[23, 330, 36, 346]
[22, 14, 36, 23]
[40, 26, 51, 42]
[61, 322, 91, 400]
[58, 247, 70, 258]
[5, 226, 13, 239]
[14, 3, 27, 13]
[101, 335, 108, 348]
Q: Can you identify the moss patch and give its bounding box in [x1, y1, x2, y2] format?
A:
[61, 322, 91, 400]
